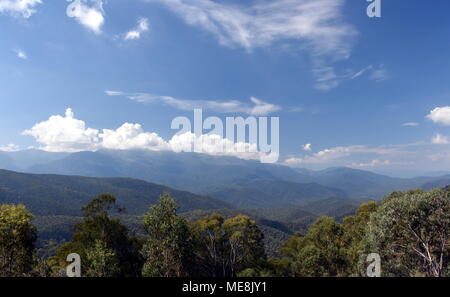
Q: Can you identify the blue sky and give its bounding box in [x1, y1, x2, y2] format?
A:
[1, 0, 450, 176]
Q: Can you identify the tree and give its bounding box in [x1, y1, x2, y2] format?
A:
[141, 193, 193, 277]
[342, 201, 378, 276]
[0, 204, 37, 277]
[85, 240, 120, 277]
[281, 217, 348, 277]
[365, 189, 450, 277]
[191, 213, 266, 277]
[54, 193, 143, 277]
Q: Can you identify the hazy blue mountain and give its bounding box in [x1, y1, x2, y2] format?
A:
[296, 167, 437, 199]
[0, 169, 232, 216]
[2, 149, 448, 205]
[0, 150, 69, 172]
[29, 149, 315, 192]
[421, 176, 450, 191]
[205, 179, 347, 208]
[0, 152, 17, 171]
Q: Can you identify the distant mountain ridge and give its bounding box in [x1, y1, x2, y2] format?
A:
[206, 179, 347, 208]
[0, 169, 232, 216]
[0, 149, 447, 208]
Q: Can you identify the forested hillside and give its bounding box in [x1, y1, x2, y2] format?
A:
[2, 188, 449, 277]
[0, 169, 232, 216]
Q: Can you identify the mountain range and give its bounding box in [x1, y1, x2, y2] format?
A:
[0, 149, 447, 208]
[0, 169, 231, 216]
[1, 149, 449, 257]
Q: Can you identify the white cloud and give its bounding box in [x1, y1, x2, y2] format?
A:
[66, 0, 104, 34]
[403, 122, 419, 127]
[15, 49, 27, 59]
[100, 123, 168, 151]
[313, 64, 389, 91]
[349, 159, 391, 168]
[22, 108, 268, 161]
[370, 67, 389, 82]
[22, 108, 100, 152]
[427, 106, 450, 126]
[349, 159, 412, 168]
[168, 132, 264, 161]
[0, 0, 42, 18]
[0, 143, 20, 152]
[432, 133, 449, 145]
[147, 0, 356, 90]
[302, 143, 312, 151]
[106, 91, 281, 116]
[285, 145, 399, 165]
[124, 17, 149, 40]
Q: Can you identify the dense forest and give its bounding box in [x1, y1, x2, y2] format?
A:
[1, 188, 449, 277]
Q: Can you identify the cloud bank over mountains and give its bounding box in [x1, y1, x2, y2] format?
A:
[21, 108, 266, 161]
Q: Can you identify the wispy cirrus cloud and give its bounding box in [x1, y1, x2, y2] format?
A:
[403, 122, 419, 127]
[66, 0, 104, 34]
[146, 0, 357, 90]
[105, 90, 281, 116]
[285, 145, 400, 166]
[314, 64, 389, 90]
[0, 0, 42, 18]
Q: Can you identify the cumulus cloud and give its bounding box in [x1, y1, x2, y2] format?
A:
[0, 0, 42, 18]
[22, 108, 100, 152]
[100, 123, 168, 151]
[147, 0, 356, 90]
[427, 106, 450, 126]
[22, 108, 268, 161]
[302, 143, 312, 151]
[106, 91, 281, 116]
[66, 0, 104, 34]
[124, 17, 149, 40]
[169, 132, 264, 161]
[432, 133, 449, 145]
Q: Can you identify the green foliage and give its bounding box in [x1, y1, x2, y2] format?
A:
[191, 213, 266, 277]
[2, 183, 449, 278]
[279, 202, 378, 277]
[365, 189, 450, 277]
[0, 204, 37, 277]
[0, 169, 231, 217]
[54, 193, 143, 277]
[85, 240, 121, 277]
[82, 193, 124, 217]
[141, 193, 193, 277]
[281, 217, 346, 277]
[342, 201, 378, 275]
